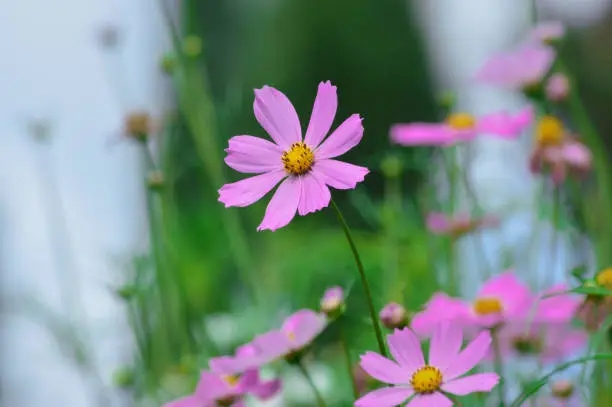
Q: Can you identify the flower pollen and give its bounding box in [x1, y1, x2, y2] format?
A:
[411, 365, 443, 394]
[595, 267, 612, 289]
[221, 374, 239, 387]
[282, 142, 314, 175]
[536, 115, 564, 146]
[473, 297, 503, 315]
[446, 113, 476, 131]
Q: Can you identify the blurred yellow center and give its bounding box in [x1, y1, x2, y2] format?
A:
[595, 268, 612, 290]
[222, 375, 239, 387]
[282, 142, 314, 175]
[446, 113, 476, 130]
[287, 331, 296, 341]
[536, 116, 564, 146]
[473, 297, 503, 315]
[411, 366, 443, 393]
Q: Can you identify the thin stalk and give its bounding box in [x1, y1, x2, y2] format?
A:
[384, 171, 402, 301]
[546, 185, 561, 289]
[442, 148, 459, 295]
[297, 362, 327, 407]
[331, 200, 387, 357]
[340, 329, 359, 400]
[492, 327, 506, 407]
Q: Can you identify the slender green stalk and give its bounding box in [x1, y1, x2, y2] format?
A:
[331, 200, 387, 357]
[442, 148, 459, 295]
[491, 327, 506, 407]
[297, 361, 327, 407]
[383, 169, 402, 300]
[340, 329, 359, 400]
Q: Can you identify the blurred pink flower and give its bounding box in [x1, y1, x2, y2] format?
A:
[426, 212, 500, 239]
[546, 73, 570, 102]
[355, 322, 499, 407]
[163, 370, 256, 407]
[411, 272, 532, 335]
[530, 21, 566, 44]
[212, 310, 327, 374]
[380, 302, 409, 329]
[476, 45, 555, 89]
[390, 107, 533, 146]
[218, 81, 369, 231]
[320, 286, 345, 315]
[530, 138, 592, 183]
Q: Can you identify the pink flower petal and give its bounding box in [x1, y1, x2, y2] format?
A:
[355, 387, 414, 407]
[441, 373, 499, 395]
[316, 114, 363, 159]
[444, 330, 492, 380]
[387, 327, 425, 374]
[224, 135, 283, 173]
[531, 21, 565, 42]
[562, 142, 592, 170]
[282, 309, 327, 348]
[251, 330, 291, 362]
[390, 123, 454, 146]
[478, 271, 531, 318]
[410, 294, 472, 337]
[476, 106, 534, 139]
[304, 81, 338, 148]
[406, 392, 452, 407]
[359, 352, 409, 385]
[535, 284, 581, 323]
[257, 177, 301, 231]
[429, 321, 463, 372]
[219, 170, 286, 208]
[246, 369, 282, 400]
[298, 173, 331, 216]
[313, 159, 369, 190]
[254, 86, 302, 149]
[476, 45, 555, 88]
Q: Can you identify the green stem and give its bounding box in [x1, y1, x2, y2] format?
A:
[492, 327, 506, 407]
[297, 362, 327, 407]
[442, 148, 459, 295]
[384, 170, 402, 301]
[331, 200, 387, 357]
[340, 328, 359, 399]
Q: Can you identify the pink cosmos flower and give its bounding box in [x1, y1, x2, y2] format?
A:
[426, 212, 500, 239]
[355, 322, 499, 407]
[530, 138, 592, 184]
[530, 21, 566, 44]
[211, 310, 327, 374]
[164, 369, 256, 407]
[411, 271, 532, 336]
[546, 73, 570, 102]
[218, 81, 369, 231]
[390, 107, 533, 146]
[476, 45, 556, 89]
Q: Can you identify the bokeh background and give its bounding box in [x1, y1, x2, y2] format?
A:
[1, 0, 611, 406]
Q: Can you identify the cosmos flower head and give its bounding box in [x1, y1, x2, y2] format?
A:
[219, 81, 369, 231]
[530, 21, 566, 45]
[390, 107, 533, 146]
[426, 212, 500, 239]
[476, 44, 556, 90]
[355, 321, 499, 406]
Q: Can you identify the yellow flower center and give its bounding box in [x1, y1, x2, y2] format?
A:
[287, 331, 296, 341]
[411, 365, 443, 394]
[473, 297, 503, 316]
[282, 142, 314, 175]
[535, 116, 564, 146]
[221, 374, 239, 387]
[446, 113, 476, 131]
[595, 267, 612, 290]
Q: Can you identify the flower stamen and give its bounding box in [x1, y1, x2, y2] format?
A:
[536, 116, 564, 146]
[282, 142, 314, 175]
[411, 365, 443, 394]
[446, 113, 476, 131]
[221, 374, 239, 388]
[473, 297, 503, 316]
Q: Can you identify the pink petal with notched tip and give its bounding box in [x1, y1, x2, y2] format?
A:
[428, 321, 463, 372]
[257, 176, 301, 231]
[304, 81, 338, 148]
[406, 392, 452, 407]
[313, 159, 369, 190]
[253, 86, 302, 149]
[441, 373, 499, 395]
[387, 327, 425, 374]
[219, 170, 286, 208]
[224, 135, 283, 174]
[359, 352, 409, 385]
[355, 386, 415, 407]
[444, 330, 492, 380]
[298, 173, 331, 216]
[390, 123, 455, 146]
[316, 114, 364, 159]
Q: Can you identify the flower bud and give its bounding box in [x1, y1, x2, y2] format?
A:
[147, 170, 165, 191]
[160, 53, 176, 75]
[380, 155, 403, 179]
[379, 302, 408, 329]
[320, 286, 345, 317]
[551, 380, 574, 399]
[112, 366, 135, 388]
[182, 35, 202, 58]
[115, 285, 136, 301]
[595, 267, 612, 290]
[125, 112, 152, 142]
[545, 73, 570, 102]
